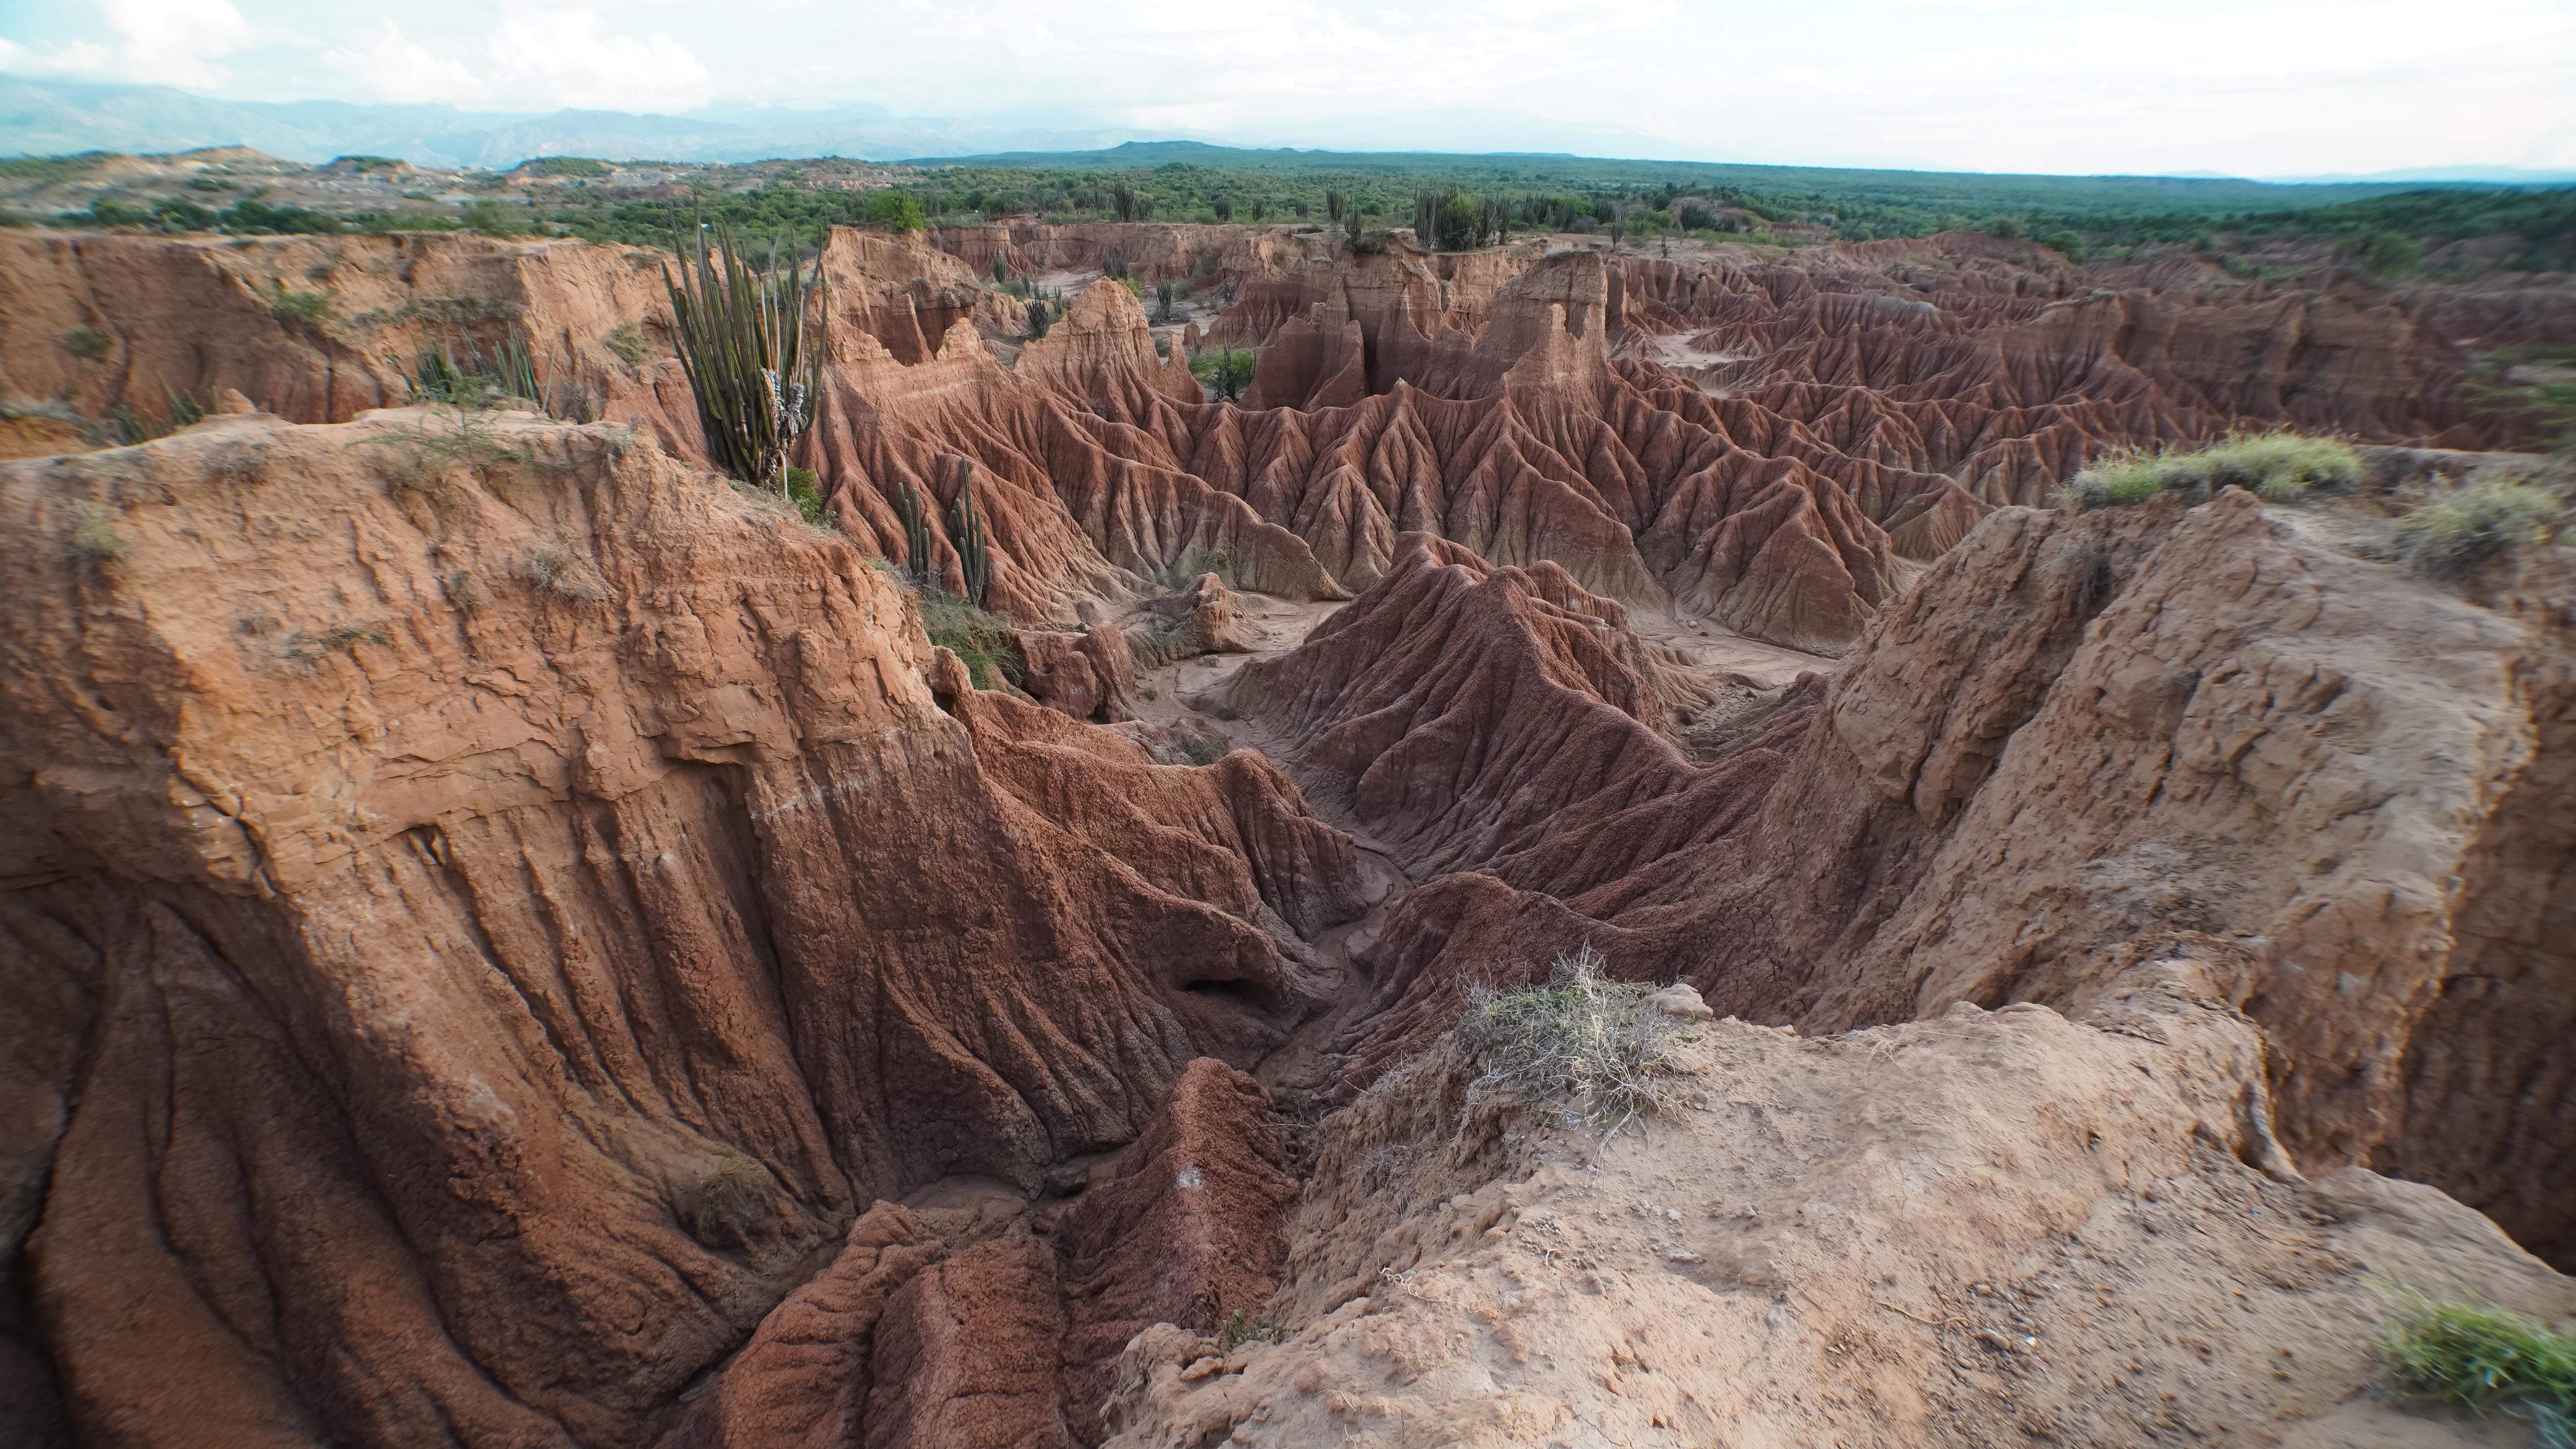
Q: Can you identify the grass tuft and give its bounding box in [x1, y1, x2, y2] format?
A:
[1456, 943, 1685, 1138]
[2063, 431, 2362, 508]
[271, 287, 337, 327]
[2385, 477, 2563, 576]
[2385, 1291, 2576, 1424]
[67, 503, 127, 567]
[605, 321, 653, 367]
[917, 590, 1022, 689]
[1216, 1309, 1290, 1351]
[1152, 543, 1234, 593]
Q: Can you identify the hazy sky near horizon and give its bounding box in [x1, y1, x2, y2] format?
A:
[3, 0, 2570, 175]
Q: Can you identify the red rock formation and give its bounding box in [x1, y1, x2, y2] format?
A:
[1235, 487, 2575, 1264]
[655, 1203, 941, 1449]
[0, 409, 1363, 1446]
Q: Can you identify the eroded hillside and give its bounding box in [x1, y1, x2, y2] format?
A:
[1, 219, 2570, 1448]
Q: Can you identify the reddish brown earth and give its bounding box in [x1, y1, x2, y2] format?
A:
[2, 219, 2572, 1448]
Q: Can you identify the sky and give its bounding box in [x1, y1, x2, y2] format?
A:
[2, 0, 2572, 175]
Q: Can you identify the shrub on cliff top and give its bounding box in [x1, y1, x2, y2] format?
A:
[1457, 944, 1684, 1138]
[2387, 477, 2563, 576]
[2384, 1291, 2575, 1427]
[2062, 431, 2361, 508]
[862, 189, 925, 233]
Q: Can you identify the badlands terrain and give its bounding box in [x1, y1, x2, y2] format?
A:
[1, 207, 2572, 1448]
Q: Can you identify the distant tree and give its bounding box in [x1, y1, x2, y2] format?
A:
[2351, 228, 2424, 276]
[1027, 297, 1051, 337]
[991, 256, 1008, 284]
[1250, 197, 1269, 223]
[2040, 229, 2087, 264]
[1212, 197, 1234, 222]
[1154, 281, 1178, 324]
[1191, 347, 1257, 402]
[863, 190, 925, 233]
[1113, 181, 1140, 222]
[1325, 188, 1347, 230]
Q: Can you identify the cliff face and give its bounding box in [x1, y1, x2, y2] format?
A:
[1229, 487, 2576, 1266]
[0, 409, 1363, 1447]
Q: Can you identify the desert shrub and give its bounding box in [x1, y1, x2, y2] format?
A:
[2384, 1292, 2575, 1425]
[2386, 477, 2563, 576]
[1190, 347, 1256, 402]
[520, 156, 611, 178]
[62, 326, 111, 362]
[1152, 542, 1234, 591]
[1026, 297, 1051, 337]
[2352, 228, 2425, 277]
[605, 322, 652, 366]
[271, 287, 337, 327]
[1989, 215, 2026, 239]
[2063, 432, 2361, 508]
[459, 201, 523, 237]
[786, 466, 832, 527]
[529, 541, 606, 600]
[916, 590, 1021, 689]
[1178, 728, 1231, 766]
[282, 621, 393, 663]
[446, 569, 484, 613]
[675, 1152, 773, 1247]
[863, 190, 925, 233]
[67, 504, 126, 566]
[2040, 229, 2088, 263]
[1455, 944, 1684, 1137]
[357, 411, 534, 491]
[1216, 1309, 1288, 1350]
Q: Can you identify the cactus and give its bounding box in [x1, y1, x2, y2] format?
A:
[663, 213, 829, 496]
[896, 476, 934, 586]
[947, 456, 991, 605]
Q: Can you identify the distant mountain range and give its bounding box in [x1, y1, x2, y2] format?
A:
[0, 77, 1159, 168]
[5, 76, 2572, 186]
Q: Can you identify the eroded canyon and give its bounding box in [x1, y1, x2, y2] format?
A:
[2, 215, 2571, 1448]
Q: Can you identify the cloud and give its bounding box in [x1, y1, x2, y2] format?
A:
[318, 20, 484, 105]
[0, 0, 255, 89]
[304, 8, 708, 113]
[486, 9, 710, 113]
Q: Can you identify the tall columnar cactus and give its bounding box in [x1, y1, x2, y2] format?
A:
[948, 456, 991, 605]
[664, 215, 830, 496]
[896, 475, 934, 586]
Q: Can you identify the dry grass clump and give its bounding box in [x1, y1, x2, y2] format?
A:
[2384, 1291, 2575, 1440]
[2063, 431, 2362, 508]
[1456, 944, 1685, 1138]
[916, 590, 1022, 689]
[67, 503, 127, 567]
[528, 540, 607, 601]
[2383, 477, 2563, 576]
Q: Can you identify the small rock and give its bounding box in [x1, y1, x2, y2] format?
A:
[1645, 983, 1716, 1021]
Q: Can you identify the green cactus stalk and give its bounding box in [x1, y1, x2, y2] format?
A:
[664, 212, 830, 496]
[947, 457, 991, 604]
[896, 475, 934, 586]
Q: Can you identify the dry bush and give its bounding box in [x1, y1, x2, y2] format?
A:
[2063, 432, 2362, 508]
[1456, 944, 1685, 1138]
[2385, 477, 2563, 576]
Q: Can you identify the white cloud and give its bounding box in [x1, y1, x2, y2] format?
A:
[299, 7, 709, 113]
[318, 20, 483, 105]
[485, 9, 710, 112]
[1, 0, 254, 88]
